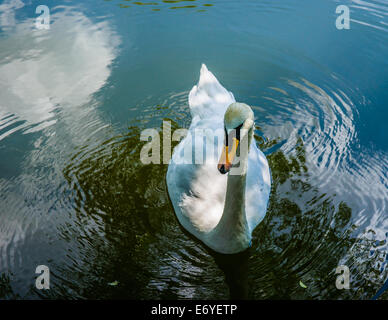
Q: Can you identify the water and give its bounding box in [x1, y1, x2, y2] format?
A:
[0, 0, 387, 299]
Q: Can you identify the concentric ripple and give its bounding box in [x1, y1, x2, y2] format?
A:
[0, 0, 387, 300]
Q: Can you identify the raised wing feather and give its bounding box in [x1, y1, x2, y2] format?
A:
[188, 64, 235, 120]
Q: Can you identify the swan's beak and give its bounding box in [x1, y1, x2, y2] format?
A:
[218, 137, 239, 174]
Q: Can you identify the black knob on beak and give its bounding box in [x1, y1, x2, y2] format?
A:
[218, 164, 228, 174]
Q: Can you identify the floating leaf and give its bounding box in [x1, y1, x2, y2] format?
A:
[299, 280, 307, 288]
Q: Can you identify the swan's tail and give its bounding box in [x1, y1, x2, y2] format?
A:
[188, 64, 235, 120]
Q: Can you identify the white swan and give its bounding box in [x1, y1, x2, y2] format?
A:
[166, 64, 271, 254]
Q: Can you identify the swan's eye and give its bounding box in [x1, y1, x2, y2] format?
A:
[224, 126, 228, 146]
[235, 123, 243, 141]
[224, 123, 243, 146]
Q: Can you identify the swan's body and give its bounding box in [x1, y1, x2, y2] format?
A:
[166, 64, 271, 254]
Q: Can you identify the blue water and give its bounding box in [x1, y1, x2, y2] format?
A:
[0, 0, 387, 299]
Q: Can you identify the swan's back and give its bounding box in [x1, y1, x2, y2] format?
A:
[188, 64, 235, 121]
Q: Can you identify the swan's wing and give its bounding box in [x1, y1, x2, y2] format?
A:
[245, 141, 271, 233]
[167, 122, 227, 235]
[188, 64, 235, 120]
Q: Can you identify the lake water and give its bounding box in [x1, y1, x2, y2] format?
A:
[0, 0, 387, 299]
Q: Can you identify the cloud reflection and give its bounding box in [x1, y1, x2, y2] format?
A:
[0, 6, 120, 281]
[0, 0, 24, 28]
[0, 6, 120, 140]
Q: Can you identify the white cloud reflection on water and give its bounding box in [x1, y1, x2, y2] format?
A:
[0, 5, 120, 140]
[0, 0, 24, 28]
[0, 5, 120, 280]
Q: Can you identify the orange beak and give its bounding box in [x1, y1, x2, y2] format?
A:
[217, 137, 239, 174]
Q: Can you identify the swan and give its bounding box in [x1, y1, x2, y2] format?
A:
[166, 64, 271, 254]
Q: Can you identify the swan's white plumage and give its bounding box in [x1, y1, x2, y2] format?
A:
[188, 64, 235, 120]
[166, 64, 271, 253]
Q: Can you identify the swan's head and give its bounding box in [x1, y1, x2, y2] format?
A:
[218, 102, 254, 174]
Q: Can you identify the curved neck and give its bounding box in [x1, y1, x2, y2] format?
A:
[208, 128, 253, 254]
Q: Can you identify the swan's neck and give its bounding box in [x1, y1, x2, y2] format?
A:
[208, 129, 253, 254]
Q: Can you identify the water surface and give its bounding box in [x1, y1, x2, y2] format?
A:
[0, 0, 387, 299]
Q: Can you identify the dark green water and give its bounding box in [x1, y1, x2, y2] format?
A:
[0, 0, 387, 299]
